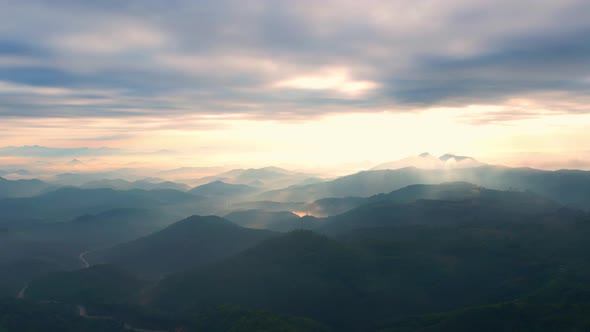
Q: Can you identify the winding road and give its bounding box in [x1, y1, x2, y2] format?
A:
[17, 284, 28, 299]
[16, 250, 170, 332]
[77, 305, 168, 332]
[78, 250, 90, 268]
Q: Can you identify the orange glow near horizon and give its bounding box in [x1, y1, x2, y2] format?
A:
[1, 105, 590, 174]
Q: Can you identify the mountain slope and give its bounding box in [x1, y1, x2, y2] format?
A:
[301, 182, 480, 217]
[87, 215, 277, 278]
[189, 181, 258, 197]
[0, 187, 201, 226]
[0, 177, 54, 199]
[383, 302, 590, 332]
[49, 208, 181, 247]
[320, 184, 563, 235]
[224, 209, 302, 231]
[258, 166, 590, 209]
[303, 197, 367, 217]
[152, 231, 370, 328]
[81, 179, 189, 191]
[372, 153, 482, 171]
[0, 208, 180, 271]
[0, 298, 127, 332]
[372, 153, 445, 170]
[192, 167, 318, 190]
[153, 222, 580, 331]
[26, 264, 145, 306]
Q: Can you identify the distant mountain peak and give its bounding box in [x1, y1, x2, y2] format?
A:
[175, 215, 236, 228]
[439, 153, 476, 162]
[259, 166, 289, 173]
[189, 180, 257, 196]
[66, 158, 84, 166]
[370, 152, 484, 171]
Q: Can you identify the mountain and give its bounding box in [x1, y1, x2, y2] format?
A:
[152, 231, 370, 328]
[81, 178, 189, 191]
[66, 159, 84, 166]
[0, 298, 328, 332]
[258, 167, 467, 202]
[0, 177, 54, 199]
[0, 259, 62, 298]
[59, 208, 180, 246]
[86, 215, 277, 278]
[52, 170, 150, 186]
[0, 208, 180, 293]
[439, 153, 476, 162]
[187, 305, 330, 332]
[152, 207, 590, 331]
[226, 200, 307, 214]
[0, 298, 128, 332]
[258, 166, 590, 209]
[301, 182, 483, 217]
[383, 302, 590, 332]
[0, 169, 32, 177]
[150, 223, 565, 331]
[372, 153, 444, 170]
[0, 187, 201, 226]
[224, 209, 302, 231]
[303, 197, 367, 217]
[188, 180, 258, 197]
[191, 167, 320, 190]
[368, 181, 480, 203]
[156, 166, 230, 182]
[372, 153, 483, 171]
[319, 183, 564, 235]
[4, 184, 590, 332]
[26, 264, 145, 307]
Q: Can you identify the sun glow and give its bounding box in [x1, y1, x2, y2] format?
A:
[274, 68, 378, 96]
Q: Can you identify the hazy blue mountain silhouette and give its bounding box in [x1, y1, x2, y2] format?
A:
[0, 187, 203, 226]
[189, 181, 258, 197]
[224, 209, 302, 231]
[87, 215, 277, 278]
[0, 177, 55, 199]
[259, 166, 590, 210]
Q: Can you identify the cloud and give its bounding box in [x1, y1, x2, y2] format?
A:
[0, 145, 122, 158]
[72, 134, 133, 141]
[54, 21, 167, 54]
[273, 68, 379, 97]
[0, 145, 177, 158]
[0, 0, 588, 123]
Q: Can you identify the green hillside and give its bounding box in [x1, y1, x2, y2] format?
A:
[87, 215, 278, 278]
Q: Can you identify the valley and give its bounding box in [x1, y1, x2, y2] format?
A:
[2, 161, 590, 331]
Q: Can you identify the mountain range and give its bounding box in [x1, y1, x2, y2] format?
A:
[0, 177, 54, 199]
[8, 181, 590, 331]
[188, 181, 259, 197]
[257, 165, 590, 210]
[371, 153, 483, 170]
[5, 159, 590, 331]
[0, 187, 204, 226]
[80, 179, 189, 191]
[86, 215, 277, 278]
[189, 166, 321, 190]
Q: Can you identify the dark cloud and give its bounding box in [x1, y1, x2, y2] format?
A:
[0, 40, 48, 56]
[0, 0, 589, 122]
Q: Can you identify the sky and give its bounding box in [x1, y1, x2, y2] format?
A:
[1, 0, 590, 173]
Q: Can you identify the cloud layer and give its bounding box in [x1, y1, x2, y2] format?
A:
[0, 0, 589, 123]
